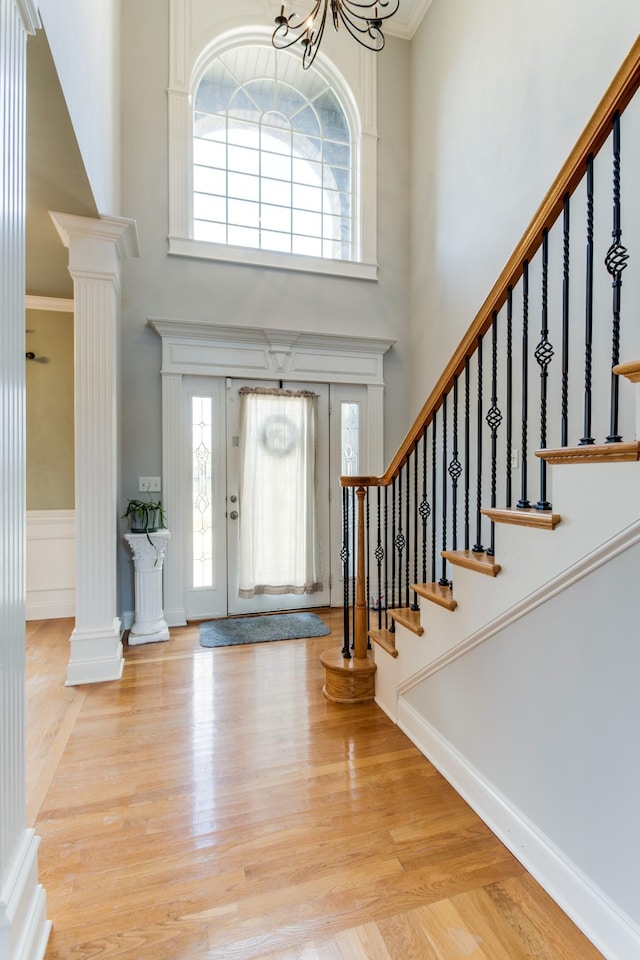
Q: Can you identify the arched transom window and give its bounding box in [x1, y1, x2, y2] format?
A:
[193, 46, 354, 261]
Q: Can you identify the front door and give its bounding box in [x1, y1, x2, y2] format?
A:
[225, 379, 331, 615]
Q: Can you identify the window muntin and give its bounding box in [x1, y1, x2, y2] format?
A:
[193, 46, 353, 261]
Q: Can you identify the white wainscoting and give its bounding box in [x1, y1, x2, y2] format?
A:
[26, 510, 75, 620]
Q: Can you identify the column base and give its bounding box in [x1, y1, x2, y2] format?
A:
[320, 648, 377, 704]
[127, 624, 170, 646]
[0, 830, 51, 960]
[66, 618, 124, 685]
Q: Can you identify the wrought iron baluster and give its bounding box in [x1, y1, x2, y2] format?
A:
[375, 487, 383, 630]
[366, 487, 371, 646]
[464, 357, 471, 548]
[561, 194, 571, 446]
[517, 260, 531, 507]
[420, 425, 430, 583]
[580, 156, 596, 446]
[605, 111, 628, 443]
[449, 376, 461, 553]
[472, 337, 484, 553]
[412, 445, 419, 609]
[439, 395, 449, 586]
[390, 477, 396, 631]
[535, 228, 554, 510]
[405, 455, 411, 607]
[431, 409, 437, 580]
[486, 312, 503, 555]
[396, 466, 406, 608]
[506, 288, 513, 506]
[351, 485, 357, 645]
[383, 484, 389, 630]
[341, 486, 350, 657]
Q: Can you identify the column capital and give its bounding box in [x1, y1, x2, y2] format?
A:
[14, 0, 40, 33]
[49, 212, 140, 278]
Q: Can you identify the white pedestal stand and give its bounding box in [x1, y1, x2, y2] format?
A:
[124, 530, 171, 645]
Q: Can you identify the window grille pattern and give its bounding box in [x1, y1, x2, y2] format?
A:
[193, 46, 352, 260]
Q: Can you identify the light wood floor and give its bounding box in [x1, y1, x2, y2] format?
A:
[26, 612, 604, 960]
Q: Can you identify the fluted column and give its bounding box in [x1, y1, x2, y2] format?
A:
[124, 531, 171, 644]
[50, 212, 139, 685]
[0, 2, 52, 957]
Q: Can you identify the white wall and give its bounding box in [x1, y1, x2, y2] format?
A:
[409, 0, 640, 416]
[37, 0, 121, 215]
[118, 0, 411, 613]
[402, 533, 640, 953]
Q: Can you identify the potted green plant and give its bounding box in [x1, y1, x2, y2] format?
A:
[122, 496, 167, 537]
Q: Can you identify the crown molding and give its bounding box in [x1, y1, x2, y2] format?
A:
[25, 296, 73, 313]
[385, 0, 433, 41]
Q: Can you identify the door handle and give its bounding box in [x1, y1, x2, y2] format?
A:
[229, 510, 239, 520]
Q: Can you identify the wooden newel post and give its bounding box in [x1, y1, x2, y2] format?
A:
[354, 486, 368, 660]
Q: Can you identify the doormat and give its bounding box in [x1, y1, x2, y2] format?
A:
[199, 612, 331, 648]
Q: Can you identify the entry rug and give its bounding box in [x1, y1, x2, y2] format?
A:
[199, 612, 330, 648]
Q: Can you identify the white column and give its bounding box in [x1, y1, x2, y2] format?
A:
[50, 212, 139, 685]
[0, 2, 52, 957]
[124, 532, 171, 644]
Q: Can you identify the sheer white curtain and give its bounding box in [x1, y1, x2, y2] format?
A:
[238, 388, 323, 598]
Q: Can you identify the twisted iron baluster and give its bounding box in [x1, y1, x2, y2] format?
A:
[605, 112, 628, 443]
[439, 395, 449, 585]
[535, 229, 554, 510]
[396, 466, 406, 608]
[383, 485, 389, 630]
[449, 376, 461, 553]
[405, 455, 411, 607]
[351, 486, 356, 646]
[390, 477, 396, 631]
[580, 156, 596, 446]
[506, 288, 513, 506]
[419, 426, 430, 584]
[517, 261, 531, 507]
[366, 487, 371, 647]
[341, 486, 350, 657]
[412, 444, 419, 609]
[561, 194, 571, 447]
[431, 409, 438, 580]
[486, 312, 503, 554]
[464, 357, 471, 547]
[472, 337, 484, 553]
[375, 486, 383, 630]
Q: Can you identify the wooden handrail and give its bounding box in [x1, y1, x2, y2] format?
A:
[342, 34, 640, 490]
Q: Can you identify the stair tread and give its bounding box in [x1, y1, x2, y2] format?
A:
[441, 549, 501, 577]
[389, 607, 424, 636]
[368, 628, 399, 658]
[536, 441, 640, 464]
[481, 506, 561, 530]
[412, 583, 457, 611]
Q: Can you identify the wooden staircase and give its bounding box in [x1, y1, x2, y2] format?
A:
[321, 37, 640, 704]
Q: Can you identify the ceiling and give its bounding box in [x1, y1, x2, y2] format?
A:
[26, 28, 97, 300]
[386, 0, 433, 40]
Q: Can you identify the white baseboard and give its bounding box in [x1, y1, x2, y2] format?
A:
[397, 699, 640, 960]
[26, 510, 75, 621]
[0, 829, 51, 960]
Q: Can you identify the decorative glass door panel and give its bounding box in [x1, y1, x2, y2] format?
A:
[184, 377, 227, 620]
[226, 379, 330, 615]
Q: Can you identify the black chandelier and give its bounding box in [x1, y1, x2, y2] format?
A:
[272, 0, 400, 70]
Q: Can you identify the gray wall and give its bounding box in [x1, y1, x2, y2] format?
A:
[404, 537, 640, 927]
[118, 1, 411, 612]
[408, 0, 640, 415]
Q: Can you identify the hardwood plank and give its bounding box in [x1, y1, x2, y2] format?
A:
[22, 613, 604, 960]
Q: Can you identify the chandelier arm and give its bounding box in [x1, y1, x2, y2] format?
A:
[337, 6, 385, 49]
[341, 0, 399, 18]
[302, 0, 329, 69]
